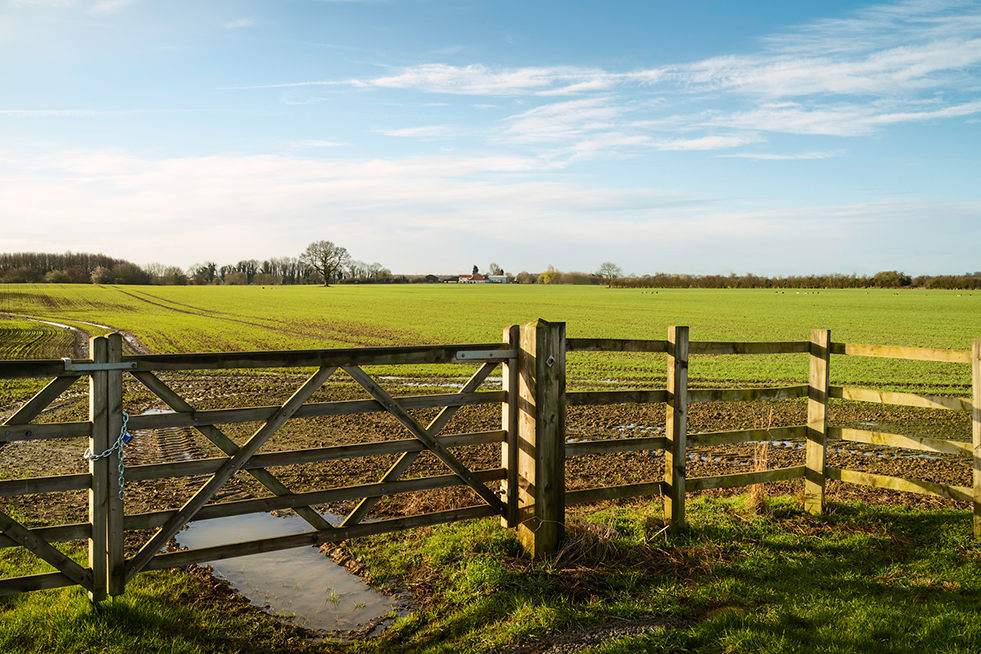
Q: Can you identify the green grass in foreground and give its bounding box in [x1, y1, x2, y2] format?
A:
[4, 494, 981, 653]
[0, 547, 315, 654]
[344, 495, 981, 654]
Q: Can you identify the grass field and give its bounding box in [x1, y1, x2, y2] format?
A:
[3, 497, 981, 654]
[1, 283, 977, 393]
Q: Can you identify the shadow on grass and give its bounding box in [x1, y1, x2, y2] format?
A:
[360, 498, 981, 654]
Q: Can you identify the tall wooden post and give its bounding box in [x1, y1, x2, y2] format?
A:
[805, 329, 831, 514]
[972, 339, 981, 537]
[87, 336, 109, 603]
[664, 326, 689, 533]
[515, 319, 565, 558]
[106, 333, 125, 596]
[501, 324, 520, 529]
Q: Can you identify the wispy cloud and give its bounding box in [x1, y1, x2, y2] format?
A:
[222, 17, 256, 29]
[257, 0, 981, 155]
[503, 97, 623, 143]
[3, 148, 976, 274]
[380, 125, 464, 138]
[718, 150, 844, 160]
[362, 63, 635, 96]
[654, 135, 760, 151]
[0, 109, 143, 116]
[290, 140, 346, 148]
[88, 0, 132, 13]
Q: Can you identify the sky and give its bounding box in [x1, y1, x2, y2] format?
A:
[1, 0, 980, 277]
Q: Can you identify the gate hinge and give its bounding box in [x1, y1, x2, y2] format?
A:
[63, 358, 137, 373]
[455, 349, 517, 361]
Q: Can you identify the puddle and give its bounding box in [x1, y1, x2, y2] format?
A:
[175, 511, 400, 633]
[377, 375, 478, 389]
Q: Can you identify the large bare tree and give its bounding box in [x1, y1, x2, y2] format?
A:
[596, 261, 623, 287]
[300, 240, 350, 286]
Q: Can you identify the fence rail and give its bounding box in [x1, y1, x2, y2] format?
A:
[1, 322, 979, 602]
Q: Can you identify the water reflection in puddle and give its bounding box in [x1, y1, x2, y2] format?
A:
[175, 512, 397, 633]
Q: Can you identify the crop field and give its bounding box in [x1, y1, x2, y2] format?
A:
[0, 283, 977, 395]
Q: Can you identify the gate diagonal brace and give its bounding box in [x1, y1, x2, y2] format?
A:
[342, 366, 506, 516]
[342, 361, 499, 527]
[0, 509, 93, 591]
[126, 366, 339, 581]
[131, 371, 334, 533]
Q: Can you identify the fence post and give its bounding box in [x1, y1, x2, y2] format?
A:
[87, 336, 109, 603]
[501, 324, 520, 529]
[972, 339, 981, 537]
[805, 329, 831, 515]
[664, 326, 689, 533]
[106, 333, 126, 596]
[515, 319, 565, 558]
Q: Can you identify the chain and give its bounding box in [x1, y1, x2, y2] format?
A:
[83, 411, 132, 501]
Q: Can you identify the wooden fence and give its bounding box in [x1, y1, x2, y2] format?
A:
[1, 320, 979, 602]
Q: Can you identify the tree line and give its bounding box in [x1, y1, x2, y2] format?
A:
[608, 270, 981, 290]
[0, 246, 403, 287]
[3, 248, 980, 290]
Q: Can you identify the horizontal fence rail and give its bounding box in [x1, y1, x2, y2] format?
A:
[559, 329, 980, 540]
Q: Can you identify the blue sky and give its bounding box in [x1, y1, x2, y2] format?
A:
[2, 0, 980, 277]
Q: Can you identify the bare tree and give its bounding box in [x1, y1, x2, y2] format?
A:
[90, 266, 115, 284]
[596, 261, 623, 287]
[300, 240, 351, 287]
[488, 262, 503, 276]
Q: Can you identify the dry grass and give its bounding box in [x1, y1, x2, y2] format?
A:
[746, 407, 774, 514]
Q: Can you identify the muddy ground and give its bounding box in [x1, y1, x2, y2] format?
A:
[1, 372, 973, 528]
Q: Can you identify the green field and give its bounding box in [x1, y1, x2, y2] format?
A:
[1, 283, 978, 393]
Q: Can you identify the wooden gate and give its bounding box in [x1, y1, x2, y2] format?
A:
[1, 329, 528, 601]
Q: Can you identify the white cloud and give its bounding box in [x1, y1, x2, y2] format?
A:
[707, 98, 981, 136]
[88, 0, 132, 13]
[290, 140, 346, 148]
[653, 135, 759, 151]
[503, 97, 623, 143]
[3, 149, 977, 275]
[718, 151, 844, 160]
[222, 17, 255, 29]
[380, 125, 463, 138]
[358, 64, 637, 96]
[251, 0, 981, 150]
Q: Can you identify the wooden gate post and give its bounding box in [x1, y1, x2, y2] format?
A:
[106, 333, 125, 596]
[501, 324, 520, 529]
[972, 339, 981, 537]
[805, 329, 831, 515]
[87, 336, 109, 603]
[664, 326, 689, 533]
[515, 319, 565, 558]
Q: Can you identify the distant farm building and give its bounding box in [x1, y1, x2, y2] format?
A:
[458, 274, 510, 284]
